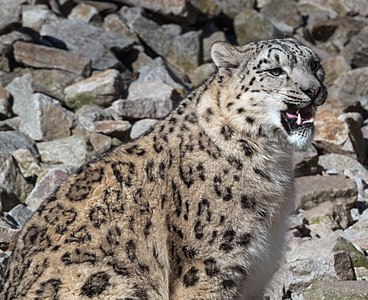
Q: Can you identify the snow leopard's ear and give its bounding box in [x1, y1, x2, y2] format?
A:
[211, 41, 241, 69]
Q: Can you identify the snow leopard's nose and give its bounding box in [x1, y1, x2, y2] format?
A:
[301, 85, 327, 106]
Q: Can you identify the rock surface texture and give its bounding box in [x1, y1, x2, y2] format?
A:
[0, 1, 367, 299]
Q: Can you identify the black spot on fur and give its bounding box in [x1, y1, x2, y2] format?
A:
[80, 272, 110, 298]
[237, 233, 252, 247]
[194, 219, 204, 240]
[245, 116, 255, 124]
[183, 267, 200, 287]
[204, 258, 220, 277]
[182, 246, 197, 259]
[239, 139, 254, 156]
[253, 167, 272, 182]
[125, 240, 137, 262]
[220, 125, 234, 140]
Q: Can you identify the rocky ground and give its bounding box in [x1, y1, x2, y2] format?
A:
[0, 0, 367, 299]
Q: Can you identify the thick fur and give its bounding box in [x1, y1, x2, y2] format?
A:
[0, 38, 326, 299]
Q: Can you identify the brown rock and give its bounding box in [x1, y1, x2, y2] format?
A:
[13, 41, 92, 77]
[303, 281, 368, 300]
[117, 0, 188, 17]
[68, 2, 98, 23]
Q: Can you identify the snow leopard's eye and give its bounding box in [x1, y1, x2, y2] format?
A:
[267, 68, 284, 76]
[309, 61, 320, 72]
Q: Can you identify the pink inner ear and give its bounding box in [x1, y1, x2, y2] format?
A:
[285, 112, 297, 118]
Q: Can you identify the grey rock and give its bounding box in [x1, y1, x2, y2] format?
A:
[92, 120, 131, 139]
[0, 217, 19, 244]
[0, 0, 22, 32]
[323, 55, 351, 84]
[314, 0, 368, 16]
[341, 209, 368, 252]
[21, 4, 57, 31]
[234, 8, 277, 45]
[342, 26, 368, 68]
[111, 97, 172, 119]
[103, 13, 137, 40]
[0, 43, 11, 73]
[37, 135, 93, 168]
[130, 119, 158, 139]
[118, 0, 188, 17]
[76, 104, 113, 132]
[190, 0, 221, 17]
[64, 69, 122, 109]
[293, 145, 319, 177]
[167, 31, 202, 74]
[137, 57, 185, 91]
[261, 0, 302, 33]
[68, 2, 98, 23]
[25, 168, 69, 212]
[0, 85, 11, 118]
[295, 175, 357, 210]
[303, 281, 368, 300]
[335, 67, 368, 110]
[0, 151, 33, 206]
[128, 80, 177, 101]
[40, 19, 135, 69]
[0, 131, 37, 156]
[5, 73, 34, 117]
[72, 126, 112, 154]
[6, 204, 32, 228]
[18, 93, 74, 142]
[189, 63, 216, 87]
[297, 0, 338, 25]
[131, 45, 154, 72]
[0, 31, 31, 47]
[215, 0, 255, 18]
[11, 148, 43, 179]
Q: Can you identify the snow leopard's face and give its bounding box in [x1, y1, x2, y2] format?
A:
[211, 38, 327, 149]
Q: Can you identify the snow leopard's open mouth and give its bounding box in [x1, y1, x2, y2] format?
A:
[281, 104, 316, 133]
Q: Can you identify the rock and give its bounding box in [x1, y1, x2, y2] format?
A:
[68, 2, 98, 23]
[25, 168, 69, 212]
[341, 209, 368, 252]
[40, 19, 135, 69]
[0, 0, 22, 32]
[92, 120, 131, 139]
[128, 80, 178, 102]
[18, 93, 74, 142]
[137, 57, 185, 91]
[203, 31, 226, 63]
[355, 267, 368, 281]
[302, 281, 368, 299]
[21, 4, 57, 31]
[0, 131, 37, 156]
[13, 41, 92, 76]
[0, 43, 11, 72]
[234, 8, 277, 45]
[261, 0, 302, 33]
[131, 46, 154, 72]
[297, 0, 338, 25]
[215, 0, 256, 18]
[130, 119, 158, 139]
[103, 13, 137, 40]
[0, 217, 19, 244]
[0, 85, 11, 118]
[88, 132, 112, 154]
[189, 63, 216, 87]
[31, 68, 83, 101]
[118, 0, 188, 17]
[334, 67, 368, 110]
[295, 175, 357, 210]
[190, 0, 221, 17]
[167, 31, 202, 74]
[37, 135, 93, 168]
[110, 97, 173, 119]
[323, 55, 351, 84]
[0, 151, 33, 208]
[293, 145, 320, 177]
[76, 104, 114, 131]
[64, 69, 122, 109]
[316, 0, 368, 16]
[5, 73, 34, 117]
[6, 204, 32, 228]
[342, 26, 368, 68]
[11, 148, 43, 179]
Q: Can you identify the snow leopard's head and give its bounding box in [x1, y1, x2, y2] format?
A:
[211, 38, 327, 149]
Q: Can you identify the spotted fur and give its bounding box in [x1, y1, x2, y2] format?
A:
[0, 38, 326, 299]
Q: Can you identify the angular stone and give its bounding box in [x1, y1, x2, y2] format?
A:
[25, 168, 69, 212]
[111, 97, 172, 119]
[88, 132, 112, 154]
[0, 0, 22, 32]
[297, 0, 338, 25]
[261, 0, 301, 33]
[18, 93, 74, 142]
[323, 55, 351, 84]
[334, 67, 368, 110]
[68, 2, 98, 23]
[0, 131, 37, 156]
[189, 63, 216, 87]
[295, 175, 357, 210]
[12, 148, 43, 179]
[190, 0, 221, 17]
[167, 31, 202, 74]
[76, 104, 114, 131]
[131, 46, 154, 72]
[0, 85, 11, 118]
[303, 281, 368, 299]
[215, 0, 255, 18]
[31, 68, 84, 101]
[0, 217, 19, 244]
[316, 0, 368, 16]
[130, 119, 158, 139]
[5, 73, 34, 117]
[342, 26, 368, 69]
[21, 4, 57, 31]
[0, 152, 33, 206]
[293, 145, 319, 177]
[64, 69, 122, 109]
[40, 19, 135, 69]
[128, 80, 178, 101]
[341, 210, 368, 252]
[13, 41, 92, 76]
[234, 9, 277, 45]
[92, 120, 131, 136]
[37, 135, 93, 168]
[6, 204, 32, 228]
[103, 13, 137, 40]
[0, 43, 11, 72]
[118, 0, 188, 17]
